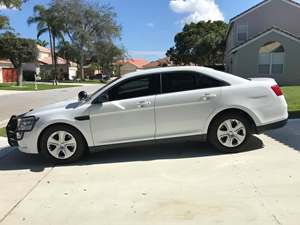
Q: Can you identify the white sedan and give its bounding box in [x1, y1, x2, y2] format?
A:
[6, 66, 288, 163]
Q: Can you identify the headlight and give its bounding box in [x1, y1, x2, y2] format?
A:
[17, 116, 38, 132]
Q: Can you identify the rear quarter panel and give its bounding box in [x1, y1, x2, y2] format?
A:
[204, 83, 288, 132]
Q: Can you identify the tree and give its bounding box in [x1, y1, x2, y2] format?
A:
[0, 32, 38, 86]
[36, 39, 48, 47]
[57, 41, 80, 79]
[28, 5, 65, 84]
[57, 41, 80, 65]
[0, 0, 27, 30]
[0, 0, 28, 27]
[0, 15, 9, 29]
[166, 21, 228, 66]
[90, 41, 125, 76]
[0, 0, 26, 8]
[52, 0, 121, 80]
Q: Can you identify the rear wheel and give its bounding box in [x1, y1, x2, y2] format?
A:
[40, 125, 86, 163]
[208, 113, 252, 153]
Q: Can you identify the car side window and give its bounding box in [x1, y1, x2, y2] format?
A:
[162, 71, 228, 94]
[162, 72, 197, 93]
[107, 74, 160, 101]
[196, 74, 229, 89]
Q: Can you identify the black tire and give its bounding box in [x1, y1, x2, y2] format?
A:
[40, 124, 87, 163]
[208, 113, 252, 153]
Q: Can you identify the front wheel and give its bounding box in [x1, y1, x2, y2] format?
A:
[40, 125, 87, 163]
[208, 113, 251, 153]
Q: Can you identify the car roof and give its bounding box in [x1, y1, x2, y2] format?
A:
[122, 66, 248, 85]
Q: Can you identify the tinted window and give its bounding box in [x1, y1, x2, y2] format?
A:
[162, 72, 196, 93]
[162, 71, 227, 94]
[107, 74, 160, 101]
[197, 74, 228, 89]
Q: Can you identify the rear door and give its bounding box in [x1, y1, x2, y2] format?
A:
[155, 71, 225, 138]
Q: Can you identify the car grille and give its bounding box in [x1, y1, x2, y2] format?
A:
[6, 116, 19, 147]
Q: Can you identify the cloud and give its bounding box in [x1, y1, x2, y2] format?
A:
[169, 0, 224, 24]
[146, 22, 155, 28]
[128, 50, 165, 58]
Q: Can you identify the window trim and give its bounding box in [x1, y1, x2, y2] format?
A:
[237, 24, 248, 42]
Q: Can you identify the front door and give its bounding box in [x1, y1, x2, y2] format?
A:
[89, 74, 160, 146]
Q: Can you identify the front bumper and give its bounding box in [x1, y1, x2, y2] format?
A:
[6, 116, 19, 147]
[256, 118, 288, 134]
[6, 115, 40, 154]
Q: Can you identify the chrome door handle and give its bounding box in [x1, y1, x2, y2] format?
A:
[137, 101, 151, 108]
[200, 93, 217, 101]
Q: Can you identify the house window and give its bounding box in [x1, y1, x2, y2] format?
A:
[258, 41, 284, 74]
[237, 25, 248, 42]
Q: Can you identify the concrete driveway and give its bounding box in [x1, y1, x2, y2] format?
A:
[0, 120, 299, 225]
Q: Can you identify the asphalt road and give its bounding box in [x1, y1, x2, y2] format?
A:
[0, 120, 299, 225]
[0, 84, 100, 125]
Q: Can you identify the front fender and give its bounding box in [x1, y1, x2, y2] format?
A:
[36, 117, 94, 148]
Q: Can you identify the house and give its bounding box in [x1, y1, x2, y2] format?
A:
[23, 45, 78, 81]
[143, 57, 171, 69]
[119, 59, 149, 75]
[225, 0, 300, 85]
[0, 60, 16, 83]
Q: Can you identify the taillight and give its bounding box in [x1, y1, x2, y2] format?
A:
[271, 85, 283, 96]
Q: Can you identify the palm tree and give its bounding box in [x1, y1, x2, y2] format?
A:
[36, 39, 49, 47]
[28, 5, 64, 84]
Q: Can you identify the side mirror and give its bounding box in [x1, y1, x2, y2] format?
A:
[78, 91, 88, 101]
[92, 93, 109, 104]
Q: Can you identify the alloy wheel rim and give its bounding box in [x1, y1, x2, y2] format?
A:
[47, 131, 77, 159]
[217, 119, 246, 148]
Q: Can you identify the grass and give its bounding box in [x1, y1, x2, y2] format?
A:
[281, 86, 300, 112]
[0, 83, 80, 91]
[0, 127, 6, 137]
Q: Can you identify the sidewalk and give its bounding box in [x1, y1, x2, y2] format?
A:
[0, 90, 33, 96]
[26, 81, 101, 86]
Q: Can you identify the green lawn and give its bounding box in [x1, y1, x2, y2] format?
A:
[282, 86, 300, 112]
[0, 127, 6, 137]
[0, 83, 80, 91]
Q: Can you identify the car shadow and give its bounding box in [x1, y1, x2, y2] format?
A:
[0, 136, 264, 172]
[265, 119, 300, 152]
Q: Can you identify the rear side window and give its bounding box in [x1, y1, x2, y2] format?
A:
[107, 74, 160, 101]
[162, 72, 196, 93]
[197, 74, 228, 89]
[162, 71, 227, 94]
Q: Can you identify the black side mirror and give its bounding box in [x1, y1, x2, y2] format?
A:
[92, 93, 109, 104]
[78, 91, 88, 101]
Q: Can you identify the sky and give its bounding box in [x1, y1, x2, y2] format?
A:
[0, 0, 274, 61]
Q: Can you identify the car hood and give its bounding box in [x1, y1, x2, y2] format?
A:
[26, 99, 82, 116]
